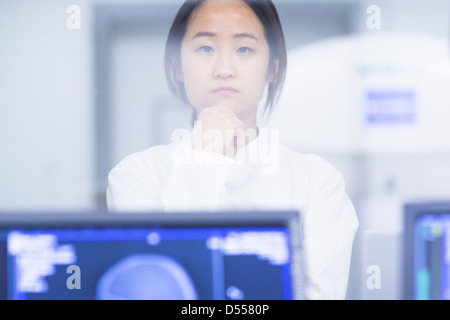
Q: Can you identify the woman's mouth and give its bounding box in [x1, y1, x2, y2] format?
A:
[212, 86, 239, 96]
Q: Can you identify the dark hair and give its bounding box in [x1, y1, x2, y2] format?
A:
[164, 0, 287, 118]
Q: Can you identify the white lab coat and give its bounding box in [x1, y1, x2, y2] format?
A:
[106, 128, 359, 300]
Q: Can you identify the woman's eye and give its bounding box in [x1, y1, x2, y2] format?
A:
[198, 46, 213, 53]
[237, 47, 252, 54]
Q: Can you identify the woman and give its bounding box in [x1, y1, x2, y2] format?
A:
[107, 0, 359, 300]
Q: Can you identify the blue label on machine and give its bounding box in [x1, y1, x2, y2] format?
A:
[365, 90, 416, 124]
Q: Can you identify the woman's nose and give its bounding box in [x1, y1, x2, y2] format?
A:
[213, 52, 236, 79]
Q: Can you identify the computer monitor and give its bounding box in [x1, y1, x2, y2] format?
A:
[404, 202, 450, 300]
[0, 211, 304, 300]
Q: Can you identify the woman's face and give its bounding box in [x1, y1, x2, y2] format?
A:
[180, 0, 274, 126]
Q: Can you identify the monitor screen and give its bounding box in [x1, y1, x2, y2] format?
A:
[404, 202, 450, 300]
[0, 211, 303, 300]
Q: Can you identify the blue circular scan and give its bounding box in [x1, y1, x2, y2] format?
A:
[96, 254, 198, 300]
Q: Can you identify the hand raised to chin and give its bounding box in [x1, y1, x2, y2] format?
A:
[193, 106, 257, 157]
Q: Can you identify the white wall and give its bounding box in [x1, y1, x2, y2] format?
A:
[0, 0, 94, 210]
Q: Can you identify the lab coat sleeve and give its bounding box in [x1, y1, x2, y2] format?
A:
[106, 151, 164, 211]
[301, 155, 359, 300]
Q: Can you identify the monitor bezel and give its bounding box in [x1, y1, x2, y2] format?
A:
[0, 210, 300, 229]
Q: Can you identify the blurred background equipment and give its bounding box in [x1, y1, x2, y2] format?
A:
[272, 30, 450, 300]
[403, 202, 450, 300]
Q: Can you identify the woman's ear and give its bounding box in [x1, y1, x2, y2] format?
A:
[267, 59, 279, 83]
